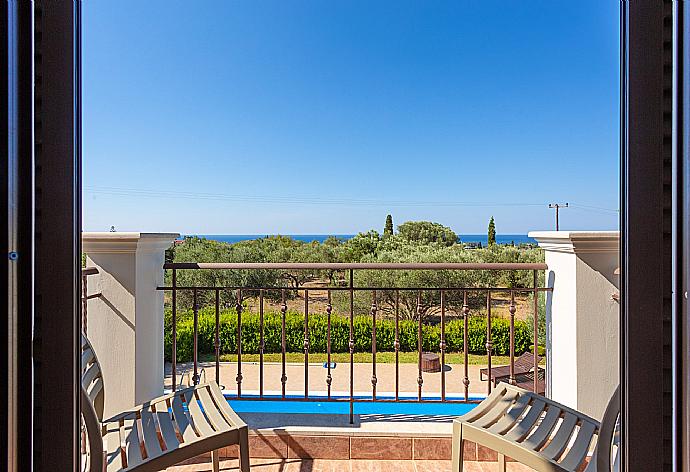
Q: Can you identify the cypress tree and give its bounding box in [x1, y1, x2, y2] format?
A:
[488, 216, 497, 246]
[384, 214, 394, 237]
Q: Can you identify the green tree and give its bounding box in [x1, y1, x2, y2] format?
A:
[384, 214, 394, 237]
[397, 221, 458, 247]
[342, 230, 382, 261]
[488, 216, 497, 246]
[343, 241, 545, 319]
[168, 236, 282, 308]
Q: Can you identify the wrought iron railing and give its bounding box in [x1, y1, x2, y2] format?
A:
[159, 262, 550, 423]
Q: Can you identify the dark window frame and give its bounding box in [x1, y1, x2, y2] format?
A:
[620, 2, 682, 470]
[4, 2, 83, 471]
[674, 1, 689, 470]
[32, 2, 83, 469]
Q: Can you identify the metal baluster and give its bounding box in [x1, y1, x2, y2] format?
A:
[486, 291, 493, 394]
[193, 288, 199, 385]
[394, 290, 400, 401]
[533, 270, 539, 393]
[417, 291, 423, 401]
[326, 291, 332, 399]
[304, 289, 310, 399]
[440, 290, 446, 401]
[259, 289, 265, 398]
[215, 288, 220, 384]
[236, 289, 243, 397]
[349, 269, 355, 424]
[462, 291, 470, 401]
[371, 290, 378, 400]
[172, 269, 177, 392]
[281, 289, 287, 399]
[509, 291, 516, 385]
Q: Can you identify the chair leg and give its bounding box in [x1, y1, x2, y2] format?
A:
[239, 428, 250, 472]
[451, 422, 464, 472]
[211, 449, 220, 472]
[498, 453, 506, 472]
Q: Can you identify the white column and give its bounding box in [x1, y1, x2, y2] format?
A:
[82, 232, 179, 417]
[528, 231, 619, 420]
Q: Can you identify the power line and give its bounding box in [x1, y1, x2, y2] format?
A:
[84, 185, 619, 214]
[568, 203, 619, 214]
[84, 186, 545, 208]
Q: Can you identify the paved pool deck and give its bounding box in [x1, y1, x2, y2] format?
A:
[165, 361, 493, 399]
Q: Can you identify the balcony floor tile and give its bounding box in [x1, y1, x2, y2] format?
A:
[165, 458, 536, 471]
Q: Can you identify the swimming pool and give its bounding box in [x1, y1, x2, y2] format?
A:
[225, 395, 481, 417]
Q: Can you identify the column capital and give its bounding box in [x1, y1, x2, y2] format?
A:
[82, 232, 180, 254]
[528, 231, 619, 254]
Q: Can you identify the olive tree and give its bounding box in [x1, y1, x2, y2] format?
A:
[338, 240, 544, 320]
[397, 221, 458, 247]
[167, 236, 281, 309]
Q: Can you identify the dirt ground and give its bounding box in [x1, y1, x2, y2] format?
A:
[239, 280, 535, 322]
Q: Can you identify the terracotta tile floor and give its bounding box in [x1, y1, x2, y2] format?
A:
[166, 458, 535, 471]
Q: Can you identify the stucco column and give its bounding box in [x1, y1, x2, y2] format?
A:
[82, 232, 179, 417]
[528, 231, 619, 420]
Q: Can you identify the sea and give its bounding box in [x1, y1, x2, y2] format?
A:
[189, 234, 536, 246]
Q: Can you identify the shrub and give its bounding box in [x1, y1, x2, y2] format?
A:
[164, 308, 531, 362]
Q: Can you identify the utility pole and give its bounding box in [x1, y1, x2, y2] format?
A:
[548, 203, 569, 230]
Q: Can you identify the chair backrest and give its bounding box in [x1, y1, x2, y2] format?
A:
[81, 334, 105, 421]
[595, 385, 621, 471]
[81, 334, 105, 472]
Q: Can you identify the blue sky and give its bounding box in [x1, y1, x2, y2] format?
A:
[82, 1, 620, 235]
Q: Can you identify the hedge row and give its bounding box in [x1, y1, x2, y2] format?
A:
[165, 308, 532, 362]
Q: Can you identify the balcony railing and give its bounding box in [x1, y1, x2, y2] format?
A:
[159, 262, 550, 423]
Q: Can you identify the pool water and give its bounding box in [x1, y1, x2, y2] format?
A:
[226, 396, 479, 417]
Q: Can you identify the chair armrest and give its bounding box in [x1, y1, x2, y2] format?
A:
[81, 386, 104, 472]
[103, 381, 225, 423]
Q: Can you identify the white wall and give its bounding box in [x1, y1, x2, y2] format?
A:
[83, 232, 178, 417]
[529, 231, 619, 420]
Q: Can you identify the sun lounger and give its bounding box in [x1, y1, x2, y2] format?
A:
[452, 382, 620, 471]
[480, 352, 545, 394]
[80, 334, 250, 472]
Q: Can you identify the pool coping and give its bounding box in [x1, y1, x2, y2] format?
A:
[243, 413, 454, 437]
[221, 388, 485, 400]
[161, 386, 487, 400]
